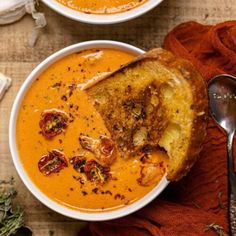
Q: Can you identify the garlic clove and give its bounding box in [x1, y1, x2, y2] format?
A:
[0, 73, 12, 101]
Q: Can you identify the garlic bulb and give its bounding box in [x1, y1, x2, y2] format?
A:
[0, 0, 46, 27]
[0, 0, 27, 25]
[0, 0, 47, 27]
[0, 0, 46, 46]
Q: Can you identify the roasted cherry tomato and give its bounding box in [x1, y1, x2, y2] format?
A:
[79, 135, 116, 166]
[38, 149, 68, 176]
[100, 136, 115, 157]
[69, 156, 86, 173]
[84, 160, 111, 184]
[39, 109, 69, 138]
[137, 162, 166, 186]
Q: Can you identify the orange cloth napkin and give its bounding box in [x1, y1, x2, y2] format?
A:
[79, 21, 236, 236]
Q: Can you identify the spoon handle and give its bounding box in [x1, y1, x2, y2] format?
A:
[230, 197, 236, 235]
[227, 131, 236, 235]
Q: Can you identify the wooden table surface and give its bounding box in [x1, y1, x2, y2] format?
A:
[0, 0, 235, 235]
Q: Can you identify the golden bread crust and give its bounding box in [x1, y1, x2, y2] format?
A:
[154, 50, 208, 180]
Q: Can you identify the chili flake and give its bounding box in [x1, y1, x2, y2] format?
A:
[70, 156, 86, 173]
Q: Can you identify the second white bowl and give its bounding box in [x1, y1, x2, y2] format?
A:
[42, 0, 164, 24]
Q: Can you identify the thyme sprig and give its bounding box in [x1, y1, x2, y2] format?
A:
[0, 177, 14, 186]
[0, 178, 24, 236]
[205, 223, 228, 236]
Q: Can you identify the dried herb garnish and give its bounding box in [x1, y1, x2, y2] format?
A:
[38, 149, 68, 176]
[205, 223, 227, 236]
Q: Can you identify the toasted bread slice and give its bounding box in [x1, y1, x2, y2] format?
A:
[82, 48, 208, 181]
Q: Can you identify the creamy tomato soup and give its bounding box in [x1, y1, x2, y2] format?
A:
[56, 0, 148, 14]
[16, 48, 167, 212]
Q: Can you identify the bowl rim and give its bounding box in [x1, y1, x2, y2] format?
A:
[9, 40, 169, 221]
[41, 0, 164, 25]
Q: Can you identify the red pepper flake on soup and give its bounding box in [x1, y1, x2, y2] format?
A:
[38, 149, 68, 176]
[69, 156, 86, 173]
[39, 108, 69, 138]
[84, 160, 111, 185]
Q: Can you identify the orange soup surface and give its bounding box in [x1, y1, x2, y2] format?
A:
[57, 0, 148, 14]
[17, 48, 168, 212]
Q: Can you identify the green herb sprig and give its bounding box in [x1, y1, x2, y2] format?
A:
[0, 178, 24, 236]
[205, 223, 228, 236]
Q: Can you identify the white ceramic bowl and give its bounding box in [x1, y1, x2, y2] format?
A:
[9, 40, 169, 221]
[41, 0, 164, 24]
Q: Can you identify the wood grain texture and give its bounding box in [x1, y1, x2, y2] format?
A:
[0, 0, 235, 235]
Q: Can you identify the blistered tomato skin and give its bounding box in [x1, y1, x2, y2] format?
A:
[39, 109, 69, 139]
[38, 149, 68, 176]
[100, 135, 115, 157]
[84, 160, 111, 184]
[79, 135, 116, 167]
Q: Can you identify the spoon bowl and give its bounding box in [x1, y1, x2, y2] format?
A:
[208, 75, 236, 133]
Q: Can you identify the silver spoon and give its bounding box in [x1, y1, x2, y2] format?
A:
[208, 74, 236, 235]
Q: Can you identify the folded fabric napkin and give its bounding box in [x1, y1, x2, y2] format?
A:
[79, 21, 236, 236]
